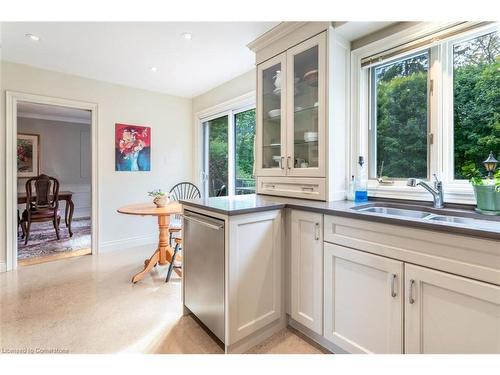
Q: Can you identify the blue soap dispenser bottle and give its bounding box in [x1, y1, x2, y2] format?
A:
[354, 156, 368, 202]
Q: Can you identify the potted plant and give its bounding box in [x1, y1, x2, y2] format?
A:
[148, 189, 169, 208]
[465, 152, 499, 215]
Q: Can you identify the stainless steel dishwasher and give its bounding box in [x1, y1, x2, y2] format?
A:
[183, 211, 225, 343]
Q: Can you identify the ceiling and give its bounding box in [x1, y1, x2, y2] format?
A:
[17, 101, 91, 124]
[1, 22, 279, 98]
[334, 22, 395, 41]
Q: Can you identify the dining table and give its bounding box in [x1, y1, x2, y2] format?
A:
[18, 190, 75, 237]
[117, 201, 183, 283]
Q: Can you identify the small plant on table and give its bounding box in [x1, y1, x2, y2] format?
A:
[148, 189, 169, 208]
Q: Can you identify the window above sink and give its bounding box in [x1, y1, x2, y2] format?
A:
[352, 22, 500, 204]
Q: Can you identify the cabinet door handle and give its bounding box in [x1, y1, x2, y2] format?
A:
[409, 279, 416, 304]
[280, 156, 285, 169]
[287, 156, 292, 169]
[391, 274, 397, 298]
[314, 222, 320, 241]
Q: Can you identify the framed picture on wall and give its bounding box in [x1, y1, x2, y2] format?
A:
[17, 133, 40, 178]
[115, 123, 151, 171]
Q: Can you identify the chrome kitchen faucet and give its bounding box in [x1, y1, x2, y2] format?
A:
[407, 174, 444, 209]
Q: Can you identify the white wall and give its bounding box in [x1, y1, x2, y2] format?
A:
[17, 117, 92, 218]
[192, 69, 255, 114]
[0, 27, 4, 272]
[1, 61, 193, 265]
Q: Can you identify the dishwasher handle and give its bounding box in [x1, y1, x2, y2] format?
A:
[184, 214, 224, 230]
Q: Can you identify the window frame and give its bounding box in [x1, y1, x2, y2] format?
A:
[195, 92, 256, 197]
[351, 22, 499, 204]
[442, 26, 500, 191]
[368, 48, 432, 181]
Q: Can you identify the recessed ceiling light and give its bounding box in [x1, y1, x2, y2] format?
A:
[150, 67, 158, 72]
[182, 32, 193, 40]
[25, 33, 41, 42]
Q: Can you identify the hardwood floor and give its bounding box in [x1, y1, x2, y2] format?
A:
[18, 247, 92, 267]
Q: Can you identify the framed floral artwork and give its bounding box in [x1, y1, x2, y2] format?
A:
[115, 123, 151, 171]
[17, 133, 40, 178]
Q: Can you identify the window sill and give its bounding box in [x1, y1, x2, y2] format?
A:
[367, 182, 476, 205]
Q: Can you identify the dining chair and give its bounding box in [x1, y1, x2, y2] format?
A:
[216, 184, 227, 197]
[21, 174, 61, 245]
[17, 209, 25, 238]
[166, 182, 201, 282]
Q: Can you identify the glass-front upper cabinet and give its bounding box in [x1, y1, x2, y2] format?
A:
[256, 52, 287, 176]
[286, 33, 326, 177]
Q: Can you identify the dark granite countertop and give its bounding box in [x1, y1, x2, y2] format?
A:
[180, 195, 286, 216]
[180, 194, 500, 240]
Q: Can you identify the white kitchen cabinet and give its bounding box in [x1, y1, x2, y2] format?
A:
[251, 23, 349, 201]
[256, 33, 325, 179]
[256, 52, 287, 177]
[290, 210, 323, 334]
[323, 243, 404, 354]
[285, 33, 326, 178]
[405, 264, 500, 354]
[227, 210, 283, 345]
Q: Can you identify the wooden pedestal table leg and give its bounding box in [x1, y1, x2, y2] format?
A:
[132, 249, 160, 283]
[132, 214, 171, 283]
[157, 215, 171, 266]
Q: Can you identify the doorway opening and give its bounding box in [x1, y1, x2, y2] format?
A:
[16, 102, 92, 265]
[6, 92, 98, 270]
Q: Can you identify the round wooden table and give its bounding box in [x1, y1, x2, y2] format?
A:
[117, 202, 183, 283]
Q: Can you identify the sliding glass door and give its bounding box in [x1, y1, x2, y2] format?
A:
[201, 107, 256, 197]
[202, 115, 229, 197]
[234, 109, 256, 195]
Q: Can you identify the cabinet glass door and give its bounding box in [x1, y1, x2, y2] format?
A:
[257, 53, 286, 176]
[287, 34, 325, 177]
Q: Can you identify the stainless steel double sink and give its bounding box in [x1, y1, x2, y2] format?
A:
[352, 203, 500, 231]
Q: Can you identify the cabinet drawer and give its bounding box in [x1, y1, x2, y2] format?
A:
[257, 176, 326, 201]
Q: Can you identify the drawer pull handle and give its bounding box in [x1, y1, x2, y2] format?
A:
[314, 222, 320, 240]
[391, 274, 397, 298]
[302, 186, 314, 191]
[409, 279, 415, 304]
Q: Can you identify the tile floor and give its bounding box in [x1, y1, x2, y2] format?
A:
[0, 245, 326, 354]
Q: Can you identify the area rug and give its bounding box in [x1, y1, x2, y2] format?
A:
[17, 218, 91, 260]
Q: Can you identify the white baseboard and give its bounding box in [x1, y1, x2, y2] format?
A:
[288, 316, 348, 354]
[226, 316, 287, 353]
[0, 261, 6, 273]
[73, 207, 91, 219]
[98, 234, 157, 253]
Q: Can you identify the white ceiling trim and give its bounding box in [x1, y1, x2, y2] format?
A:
[17, 112, 91, 124]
